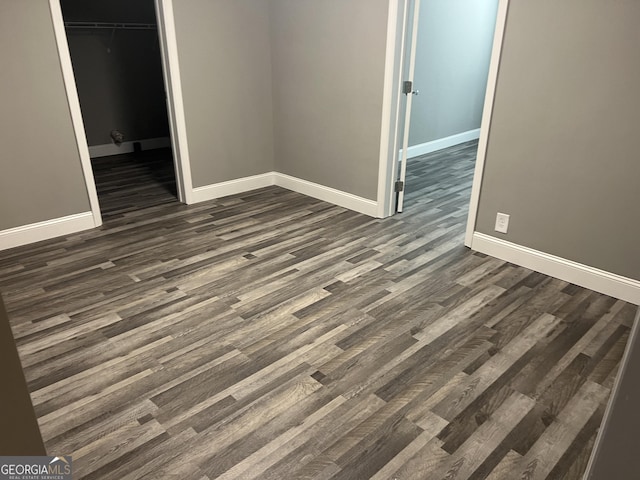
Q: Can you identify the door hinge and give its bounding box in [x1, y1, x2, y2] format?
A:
[402, 80, 413, 95]
[395, 180, 404, 192]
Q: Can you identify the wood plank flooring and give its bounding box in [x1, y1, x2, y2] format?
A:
[91, 148, 177, 218]
[0, 141, 634, 479]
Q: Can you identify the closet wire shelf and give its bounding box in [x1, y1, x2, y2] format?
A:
[64, 22, 157, 30]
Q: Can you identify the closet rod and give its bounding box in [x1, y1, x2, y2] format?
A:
[64, 21, 157, 30]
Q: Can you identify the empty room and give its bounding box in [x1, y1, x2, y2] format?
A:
[1, 1, 639, 479]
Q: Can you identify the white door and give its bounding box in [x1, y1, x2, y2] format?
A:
[396, 0, 421, 213]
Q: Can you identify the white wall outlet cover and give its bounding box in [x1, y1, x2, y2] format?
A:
[495, 212, 510, 234]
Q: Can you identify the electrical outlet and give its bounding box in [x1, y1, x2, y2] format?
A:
[495, 213, 510, 234]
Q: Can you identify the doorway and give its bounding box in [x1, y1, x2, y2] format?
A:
[50, 0, 192, 225]
[59, 0, 176, 219]
[399, 0, 499, 211]
[378, 0, 508, 241]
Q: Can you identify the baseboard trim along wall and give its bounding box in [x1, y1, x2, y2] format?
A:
[88, 137, 172, 158]
[192, 172, 379, 218]
[0, 212, 95, 252]
[403, 128, 481, 159]
[273, 173, 379, 217]
[191, 172, 276, 204]
[2, 173, 379, 251]
[472, 232, 640, 305]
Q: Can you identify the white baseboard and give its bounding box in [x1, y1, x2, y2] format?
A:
[0, 173, 378, 251]
[471, 232, 640, 305]
[88, 137, 172, 158]
[190, 172, 379, 217]
[191, 172, 276, 204]
[0, 212, 96, 251]
[403, 129, 481, 159]
[274, 173, 378, 217]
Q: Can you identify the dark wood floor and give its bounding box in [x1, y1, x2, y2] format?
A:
[0, 142, 634, 479]
[91, 148, 177, 218]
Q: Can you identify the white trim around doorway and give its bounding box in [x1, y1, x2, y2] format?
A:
[464, 0, 510, 247]
[155, 0, 194, 204]
[376, 0, 511, 231]
[50, 0, 193, 229]
[49, 0, 102, 228]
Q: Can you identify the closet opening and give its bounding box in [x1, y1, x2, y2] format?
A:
[60, 0, 178, 219]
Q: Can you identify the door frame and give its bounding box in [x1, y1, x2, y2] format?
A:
[376, 0, 511, 248]
[154, 0, 194, 204]
[49, 0, 102, 227]
[48, 0, 193, 229]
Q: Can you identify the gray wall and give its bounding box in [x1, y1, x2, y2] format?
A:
[65, 30, 169, 146]
[409, 0, 498, 146]
[269, 0, 388, 201]
[172, 0, 275, 188]
[0, 1, 90, 231]
[475, 0, 640, 281]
